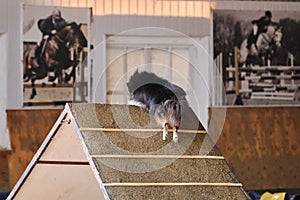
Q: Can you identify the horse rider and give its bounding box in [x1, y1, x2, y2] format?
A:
[37, 9, 68, 53]
[30, 9, 67, 58]
[247, 10, 273, 50]
[38, 9, 67, 37]
[32, 9, 68, 81]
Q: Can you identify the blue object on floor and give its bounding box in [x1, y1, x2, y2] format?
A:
[0, 191, 10, 200]
[248, 191, 300, 200]
[289, 194, 300, 200]
[248, 191, 261, 200]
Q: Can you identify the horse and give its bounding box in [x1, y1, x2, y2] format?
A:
[23, 22, 87, 99]
[239, 24, 282, 66]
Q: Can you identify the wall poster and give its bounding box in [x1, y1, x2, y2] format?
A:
[22, 4, 91, 106]
[213, 9, 300, 105]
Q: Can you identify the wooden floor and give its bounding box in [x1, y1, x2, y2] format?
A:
[0, 150, 9, 192]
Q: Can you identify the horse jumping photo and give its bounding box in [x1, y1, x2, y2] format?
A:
[214, 9, 300, 105]
[22, 6, 90, 105]
[23, 22, 87, 99]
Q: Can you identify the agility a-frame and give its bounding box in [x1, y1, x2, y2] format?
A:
[7, 103, 249, 200]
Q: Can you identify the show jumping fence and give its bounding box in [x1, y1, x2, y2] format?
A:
[214, 52, 225, 105]
[224, 47, 299, 101]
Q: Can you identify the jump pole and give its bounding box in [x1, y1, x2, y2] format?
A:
[233, 47, 244, 105]
[234, 47, 239, 95]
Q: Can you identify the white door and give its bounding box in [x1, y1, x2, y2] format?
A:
[104, 35, 212, 130]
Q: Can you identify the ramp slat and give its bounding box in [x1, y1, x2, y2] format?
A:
[105, 185, 248, 200]
[92, 158, 238, 184]
[80, 127, 206, 134]
[91, 155, 224, 159]
[104, 182, 243, 187]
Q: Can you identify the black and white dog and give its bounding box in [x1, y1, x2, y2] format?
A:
[127, 70, 188, 142]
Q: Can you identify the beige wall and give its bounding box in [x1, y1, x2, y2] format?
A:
[24, 0, 212, 18]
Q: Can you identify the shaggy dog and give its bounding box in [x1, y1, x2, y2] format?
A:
[127, 70, 187, 142]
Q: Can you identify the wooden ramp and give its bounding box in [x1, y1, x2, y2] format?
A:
[7, 104, 249, 200]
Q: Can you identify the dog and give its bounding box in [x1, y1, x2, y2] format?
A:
[127, 70, 188, 142]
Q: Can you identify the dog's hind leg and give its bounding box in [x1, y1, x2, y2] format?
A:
[163, 123, 168, 141]
[172, 126, 179, 143]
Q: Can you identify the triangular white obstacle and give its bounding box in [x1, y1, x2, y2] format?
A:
[7, 105, 106, 200]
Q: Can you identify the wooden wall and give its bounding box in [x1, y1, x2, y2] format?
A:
[0, 150, 9, 192]
[209, 106, 300, 190]
[6, 109, 62, 189]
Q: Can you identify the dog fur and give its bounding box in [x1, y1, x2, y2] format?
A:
[127, 70, 187, 142]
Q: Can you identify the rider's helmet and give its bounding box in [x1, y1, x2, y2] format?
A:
[52, 8, 62, 23]
[265, 10, 272, 18]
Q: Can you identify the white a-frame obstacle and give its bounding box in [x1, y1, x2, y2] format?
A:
[7, 104, 107, 200]
[7, 103, 249, 200]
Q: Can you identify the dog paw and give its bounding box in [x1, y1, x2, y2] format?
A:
[163, 133, 167, 141]
[173, 131, 178, 143]
[173, 136, 178, 143]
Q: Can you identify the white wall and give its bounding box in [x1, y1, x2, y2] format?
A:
[91, 16, 210, 103]
[189, 36, 212, 130]
[92, 15, 212, 129]
[0, 0, 20, 149]
[7, 0, 23, 109]
[92, 15, 211, 103]
[0, 33, 10, 149]
[0, 1, 8, 33]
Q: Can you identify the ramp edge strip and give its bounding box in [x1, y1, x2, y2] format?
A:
[80, 128, 206, 134]
[37, 160, 90, 165]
